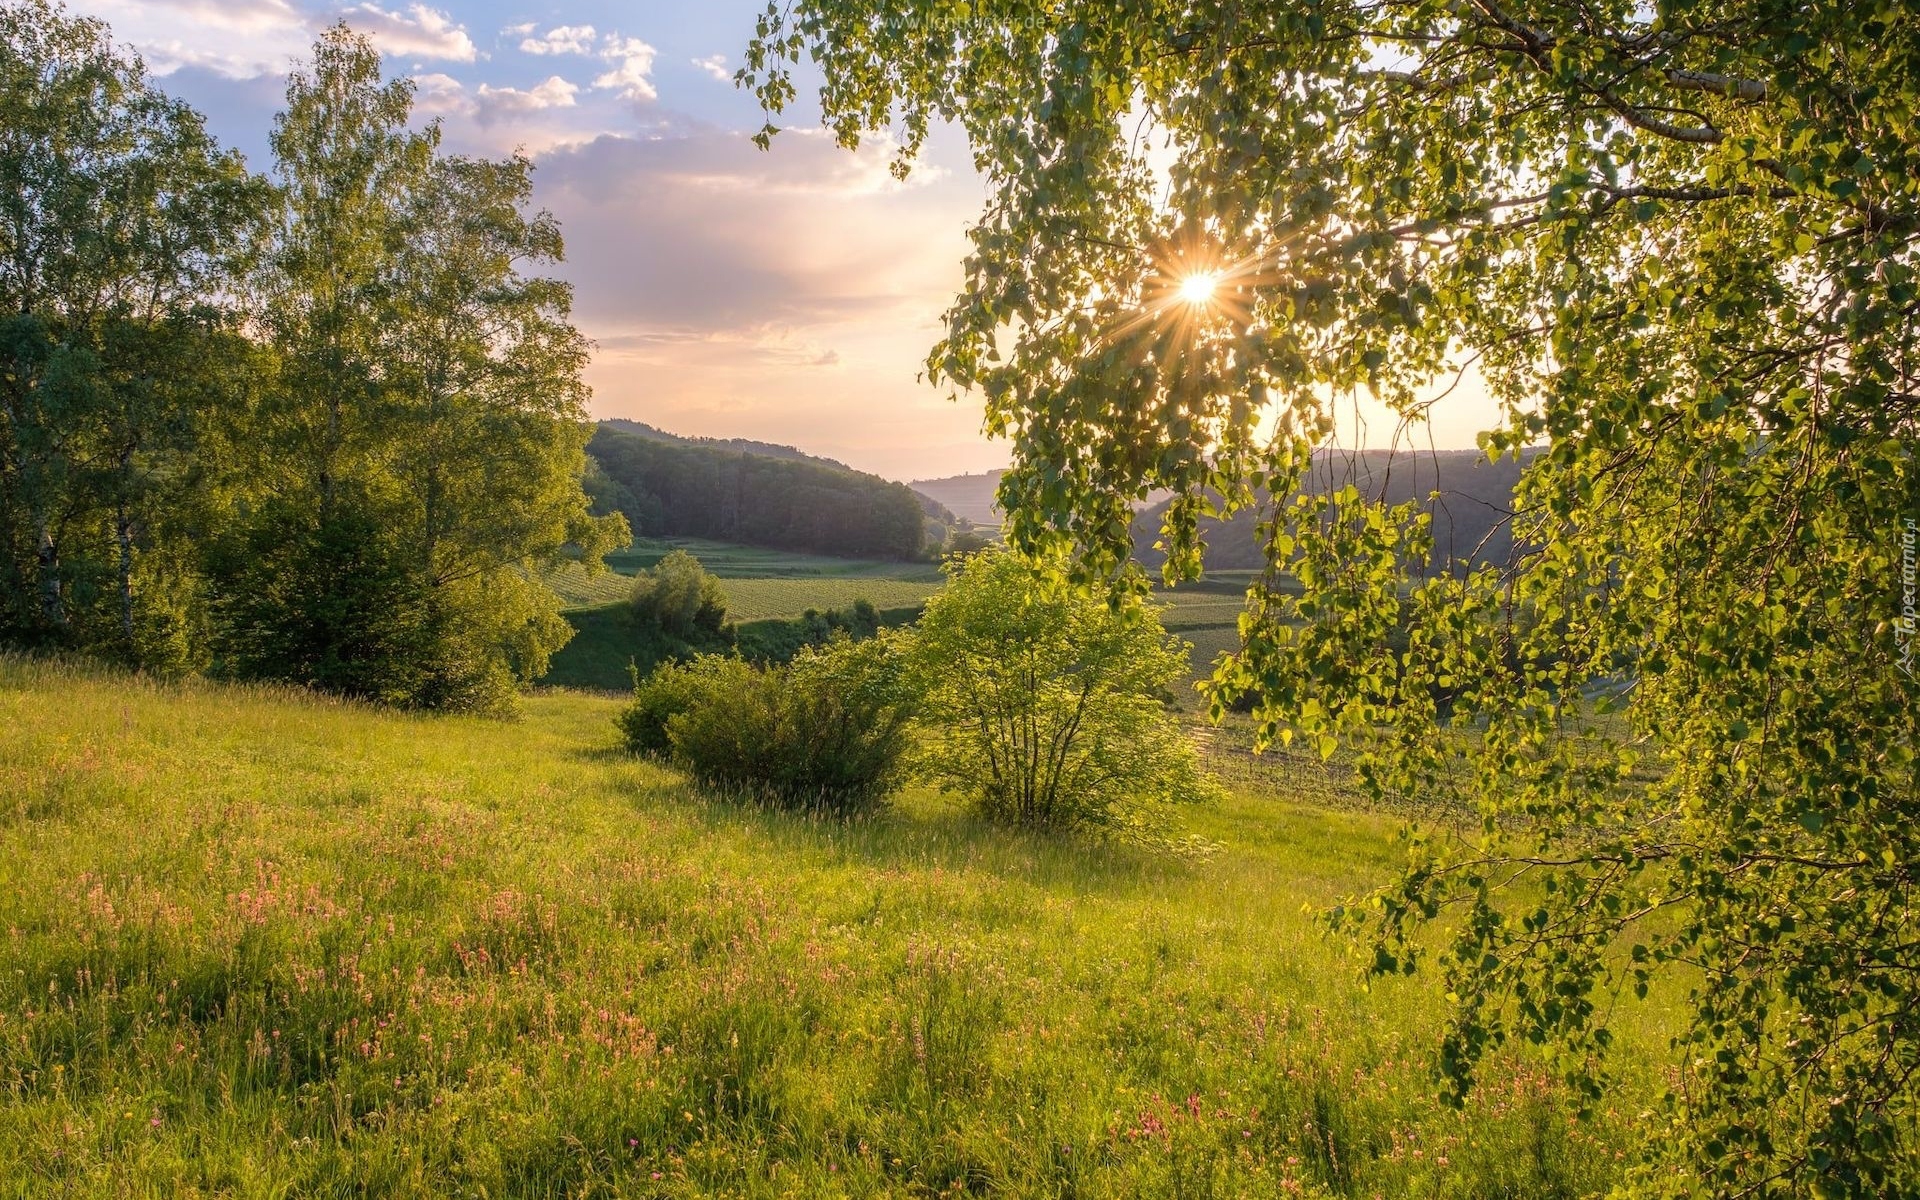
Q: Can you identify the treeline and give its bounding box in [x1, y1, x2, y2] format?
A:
[587, 424, 929, 560]
[598, 418, 859, 472]
[1132, 449, 1527, 575]
[0, 6, 624, 711]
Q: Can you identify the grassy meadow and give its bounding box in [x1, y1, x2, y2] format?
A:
[0, 656, 1666, 1198]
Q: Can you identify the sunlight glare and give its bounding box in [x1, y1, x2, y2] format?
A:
[1176, 271, 1220, 305]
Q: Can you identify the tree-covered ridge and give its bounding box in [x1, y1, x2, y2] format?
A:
[1133, 449, 1528, 574]
[598, 417, 864, 475]
[587, 423, 930, 561]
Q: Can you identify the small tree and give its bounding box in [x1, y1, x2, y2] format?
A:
[631, 549, 728, 638]
[909, 550, 1215, 841]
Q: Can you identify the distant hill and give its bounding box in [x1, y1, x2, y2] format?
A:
[587, 424, 931, 562]
[597, 418, 859, 472]
[1133, 449, 1527, 573]
[910, 472, 1006, 527]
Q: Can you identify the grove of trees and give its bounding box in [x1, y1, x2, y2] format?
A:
[0, 5, 624, 711]
[747, 1, 1920, 1193]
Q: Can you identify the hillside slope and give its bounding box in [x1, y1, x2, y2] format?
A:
[588, 424, 932, 561]
[0, 658, 1648, 1197]
[597, 418, 857, 473]
[1134, 449, 1527, 573]
[908, 471, 1005, 527]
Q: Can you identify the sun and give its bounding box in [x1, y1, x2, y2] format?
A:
[1176, 271, 1220, 305]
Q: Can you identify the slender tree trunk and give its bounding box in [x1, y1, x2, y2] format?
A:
[115, 448, 135, 644]
[34, 514, 63, 631]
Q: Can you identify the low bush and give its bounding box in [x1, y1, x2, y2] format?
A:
[909, 549, 1218, 846]
[619, 635, 917, 811]
[616, 658, 711, 757]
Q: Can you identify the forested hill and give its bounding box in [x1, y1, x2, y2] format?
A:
[586, 424, 932, 561]
[909, 472, 1006, 526]
[597, 418, 858, 472]
[1133, 450, 1529, 573]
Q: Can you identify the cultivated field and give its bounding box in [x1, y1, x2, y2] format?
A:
[0, 657, 1667, 1197]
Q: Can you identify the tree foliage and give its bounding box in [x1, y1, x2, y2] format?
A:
[750, 1, 1920, 1190]
[631, 549, 730, 639]
[909, 550, 1217, 844]
[0, 8, 623, 712]
[0, 0, 263, 660]
[209, 25, 620, 711]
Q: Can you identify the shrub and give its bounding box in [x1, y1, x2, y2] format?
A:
[620, 635, 917, 811]
[616, 658, 710, 757]
[209, 495, 570, 715]
[908, 550, 1217, 844]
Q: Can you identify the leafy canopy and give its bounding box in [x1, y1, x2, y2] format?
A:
[213, 24, 623, 712]
[909, 549, 1217, 845]
[0, 0, 263, 656]
[631, 549, 730, 639]
[748, 1, 1919, 1192]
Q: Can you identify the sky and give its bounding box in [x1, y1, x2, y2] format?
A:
[74, 0, 1495, 483]
[72, 0, 1001, 481]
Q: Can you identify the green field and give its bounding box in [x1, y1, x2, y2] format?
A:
[718, 578, 940, 623]
[606, 539, 944, 582]
[0, 657, 1665, 1197]
[538, 545, 1263, 697]
[536, 541, 945, 692]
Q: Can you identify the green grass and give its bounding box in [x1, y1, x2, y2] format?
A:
[606, 539, 945, 582]
[0, 656, 1665, 1198]
[719, 578, 940, 623]
[534, 542, 942, 618]
[537, 546, 1263, 696]
[536, 540, 945, 691]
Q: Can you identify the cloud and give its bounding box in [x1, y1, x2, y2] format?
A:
[528, 125, 1001, 478]
[518, 24, 597, 56]
[411, 70, 473, 117]
[692, 54, 731, 83]
[84, 0, 478, 76]
[501, 21, 534, 37]
[82, 0, 312, 78]
[341, 3, 477, 63]
[476, 75, 579, 117]
[593, 36, 658, 102]
[538, 129, 965, 330]
[409, 73, 600, 148]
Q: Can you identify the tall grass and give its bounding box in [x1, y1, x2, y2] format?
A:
[0, 656, 1665, 1196]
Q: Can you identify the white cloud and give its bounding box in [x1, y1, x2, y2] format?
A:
[476, 75, 579, 117]
[692, 54, 730, 83]
[342, 3, 478, 63]
[502, 21, 535, 37]
[593, 36, 658, 102]
[410, 71, 474, 117]
[82, 0, 312, 78]
[518, 24, 597, 56]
